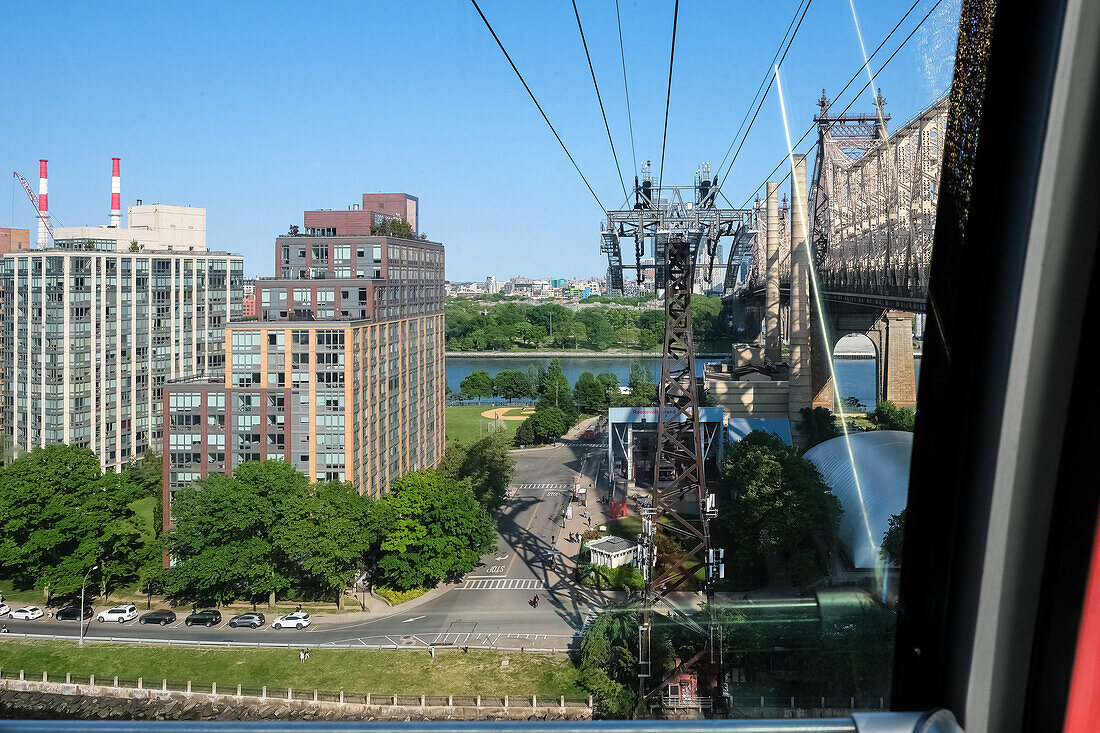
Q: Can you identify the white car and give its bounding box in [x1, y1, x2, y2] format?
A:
[96, 605, 138, 623]
[11, 606, 44, 620]
[0, 603, 11, 617]
[271, 612, 311, 630]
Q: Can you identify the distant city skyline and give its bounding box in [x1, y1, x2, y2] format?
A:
[1, 1, 957, 281]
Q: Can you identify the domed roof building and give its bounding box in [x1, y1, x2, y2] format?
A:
[804, 430, 912, 570]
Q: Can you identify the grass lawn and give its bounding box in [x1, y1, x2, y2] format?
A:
[0, 639, 584, 698]
[129, 496, 156, 545]
[445, 405, 527, 446]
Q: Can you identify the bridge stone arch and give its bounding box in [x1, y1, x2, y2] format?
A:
[832, 333, 878, 412]
[810, 306, 917, 411]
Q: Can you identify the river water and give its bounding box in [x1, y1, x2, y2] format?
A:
[446, 355, 921, 410]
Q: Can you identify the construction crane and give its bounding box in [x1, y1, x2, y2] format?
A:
[12, 170, 54, 243]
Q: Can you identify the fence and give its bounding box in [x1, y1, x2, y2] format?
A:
[0, 667, 593, 715]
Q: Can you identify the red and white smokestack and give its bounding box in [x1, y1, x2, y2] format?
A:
[37, 159, 49, 249]
[110, 157, 121, 227]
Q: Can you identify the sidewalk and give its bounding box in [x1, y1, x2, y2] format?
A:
[550, 440, 612, 582]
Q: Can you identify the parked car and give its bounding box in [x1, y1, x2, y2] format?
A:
[271, 612, 311, 630]
[139, 609, 176, 626]
[0, 603, 10, 617]
[11, 606, 44, 620]
[228, 612, 265, 629]
[55, 605, 93, 621]
[184, 609, 222, 627]
[96, 605, 138, 623]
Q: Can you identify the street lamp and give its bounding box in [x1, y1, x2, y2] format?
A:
[79, 565, 98, 647]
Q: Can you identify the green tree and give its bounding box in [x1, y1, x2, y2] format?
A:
[715, 431, 842, 586]
[441, 434, 516, 512]
[0, 445, 145, 599]
[531, 406, 570, 443]
[578, 309, 615, 350]
[637, 309, 665, 334]
[880, 508, 906, 565]
[459, 369, 494, 404]
[370, 218, 414, 238]
[275, 480, 379, 608]
[627, 359, 657, 404]
[579, 603, 674, 718]
[514, 417, 536, 446]
[124, 450, 164, 536]
[595, 372, 621, 398]
[538, 358, 575, 417]
[166, 461, 304, 606]
[798, 406, 841, 448]
[514, 322, 547, 347]
[637, 328, 660, 350]
[574, 371, 608, 414]
[841, 395, 867, 413]
[492, 369, 534, 401]
[567, 321, 587, 349]
[375, 470, 496, 590]
[872, 400, 916, 431]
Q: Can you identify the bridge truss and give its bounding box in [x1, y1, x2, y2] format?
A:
[740, 92, 947, 312]
[809, 91, 947, 307]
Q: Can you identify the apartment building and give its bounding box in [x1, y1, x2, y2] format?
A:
[162, 197, 444, 518]
[0, 242, 243, 469]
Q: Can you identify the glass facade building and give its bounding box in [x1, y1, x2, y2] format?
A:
[0, 249, 244, 469]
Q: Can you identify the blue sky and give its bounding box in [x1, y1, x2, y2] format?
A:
[1, 1, 958, 281]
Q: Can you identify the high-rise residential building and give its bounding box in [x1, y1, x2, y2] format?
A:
[0, 231, 243, 469]
[162, 195, 444, 523]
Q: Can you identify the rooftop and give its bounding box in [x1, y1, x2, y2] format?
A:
[587, 536, 638, 555]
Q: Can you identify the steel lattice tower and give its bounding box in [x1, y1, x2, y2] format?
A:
[600, 168, 751, 713]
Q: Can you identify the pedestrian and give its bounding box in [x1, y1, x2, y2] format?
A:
[305, 649, 311, 661]
[299, 650, 305, 663]
[0, 625, 7, 634]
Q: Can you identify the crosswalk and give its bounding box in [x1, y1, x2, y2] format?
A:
[457, 578, 546, 591]
[514, 483, 571, 490]
[427, 631, 566, 646]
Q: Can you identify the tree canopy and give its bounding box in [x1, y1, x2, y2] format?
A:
[459, 369, 494, 402]
[0, 445, 145, 599]
[370, 218, 415, 238]
[491, 369, 535, 401]
[439, 434, 516, 512]
[374, 470, 496, 590]
[880, 508, 906, 565]
[872, 400, 916, 431]
[574, 371, 608, 414]
[715, 431, 842, 588]
[166, 460, 386, 607]
[445, 294, 739, 352]
[798, 407, 841, 448]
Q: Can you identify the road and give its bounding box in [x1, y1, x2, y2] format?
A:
[0, 442, 617, 652]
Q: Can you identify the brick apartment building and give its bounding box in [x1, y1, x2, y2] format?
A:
[162, 194, 443, 525]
